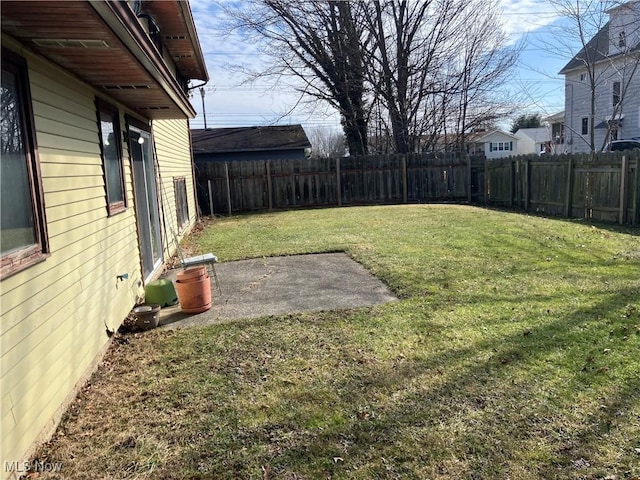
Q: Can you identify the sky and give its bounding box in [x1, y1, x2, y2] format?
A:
[187, 0, 585, 132]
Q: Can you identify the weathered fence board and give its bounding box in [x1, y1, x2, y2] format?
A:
[194, 150, 640, 226]
[481, 153, 639, 225]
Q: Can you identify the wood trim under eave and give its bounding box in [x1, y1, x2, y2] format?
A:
[179, 0, 209, 82]
[90, 0, 197, 119]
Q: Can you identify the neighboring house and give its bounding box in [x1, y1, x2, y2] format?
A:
[0, 1, 208, 475]
[514, 127, 552, 155]
[469, 130, 519, 159]
[544, 111, 566, 152]
[560, 1, 640, 153]
[191, 125, 312, 162]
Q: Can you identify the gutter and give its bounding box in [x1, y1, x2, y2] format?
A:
[90, 0, 197, 118]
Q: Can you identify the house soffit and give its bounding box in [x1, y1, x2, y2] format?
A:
[0, 0, 205, 120]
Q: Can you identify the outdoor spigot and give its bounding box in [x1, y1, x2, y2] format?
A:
[117, 273, 129, 282]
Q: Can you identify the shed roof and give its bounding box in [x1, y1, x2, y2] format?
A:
[191, 125, 311, 154]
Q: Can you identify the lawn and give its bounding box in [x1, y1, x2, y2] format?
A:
[34, 205, 639, 479]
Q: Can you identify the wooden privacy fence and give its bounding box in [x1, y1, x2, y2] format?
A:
[194, 151, 639, 226]
[196, 153, 480, 214]
[485, 151, 639, 225]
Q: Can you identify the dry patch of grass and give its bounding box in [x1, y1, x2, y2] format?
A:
[32, 206, 640, 479]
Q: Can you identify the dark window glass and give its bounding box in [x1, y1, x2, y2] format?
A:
[97, 102, 125, 214]
[613, 81, 621, 107]
[174, 177, 189, 229]
[1, 49, 48, 278]
[581, 117, 589, 135]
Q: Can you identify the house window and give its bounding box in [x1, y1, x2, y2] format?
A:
[580, 73, 586, 82]
[490, 141, 512, 152]
[581, 117, 589, 135]
[96, 100, 126, 215]
[174, 177, 189, 230]
[619, 31, 626, 48]
[1, 49, 49, 278]
[613, 81, 621, 107]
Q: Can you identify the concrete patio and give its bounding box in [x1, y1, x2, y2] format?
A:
[158, 252, 398, 329]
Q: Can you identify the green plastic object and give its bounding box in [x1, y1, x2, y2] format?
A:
[144, 279, 178, 307]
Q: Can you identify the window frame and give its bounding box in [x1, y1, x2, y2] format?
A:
[581, 117, 589, 135]
[612, 81, 621, 107]
[96, 99, 127, 216]
[619, 31, 626, 48]
[1, 48, 49, 279]
[173, 176, 189, 231]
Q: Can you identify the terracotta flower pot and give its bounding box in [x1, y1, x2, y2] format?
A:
[176, 266, 207, 283]
[175, 274, 212, 313]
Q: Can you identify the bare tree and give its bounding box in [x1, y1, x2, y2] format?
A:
[223, 1, 370, 155]
[447, 0, 519, 153]
[306, 126, 346, 158]
[362, 0, 458, 153]
[223, 0, 517, 156]
[362, 0, 517, 154]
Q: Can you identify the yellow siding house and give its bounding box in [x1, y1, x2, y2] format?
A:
[0, 2, 208, 477]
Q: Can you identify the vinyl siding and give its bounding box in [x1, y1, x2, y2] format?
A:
[564, 56, 640, 153]
[152, 118, 198, 256]
[0, 46, 144, 470]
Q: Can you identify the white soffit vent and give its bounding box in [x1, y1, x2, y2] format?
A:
[33, 39, 110, 49]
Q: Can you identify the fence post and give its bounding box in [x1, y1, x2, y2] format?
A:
[524, 159, 530, 211]
[484, 158, 489, 204]
[509, 160, 515, 208]
[564, 157, 574, 218]
[619, 155, 628, 225]
[336, 157, 342, 206]
[401, 156, 408, 203]
[467, 155, 472, 203]
[224, 162, 232, 216]
[207, 180, 214, 216]
[633, 157, 639, 226]
[266, 161, 273, 210]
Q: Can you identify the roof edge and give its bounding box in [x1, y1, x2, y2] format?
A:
[92, 0, 197, 118]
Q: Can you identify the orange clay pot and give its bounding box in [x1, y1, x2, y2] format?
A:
[176, 266, 207, 283]
[175, 274, 212, 314]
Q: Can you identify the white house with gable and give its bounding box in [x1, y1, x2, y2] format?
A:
[560, 1, 640, 153]
[472, 130, 519, 159]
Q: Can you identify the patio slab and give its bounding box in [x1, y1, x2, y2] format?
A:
[158, 253, 397, 329]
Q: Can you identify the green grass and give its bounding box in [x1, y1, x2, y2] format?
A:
[34, 205, 640, 479]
